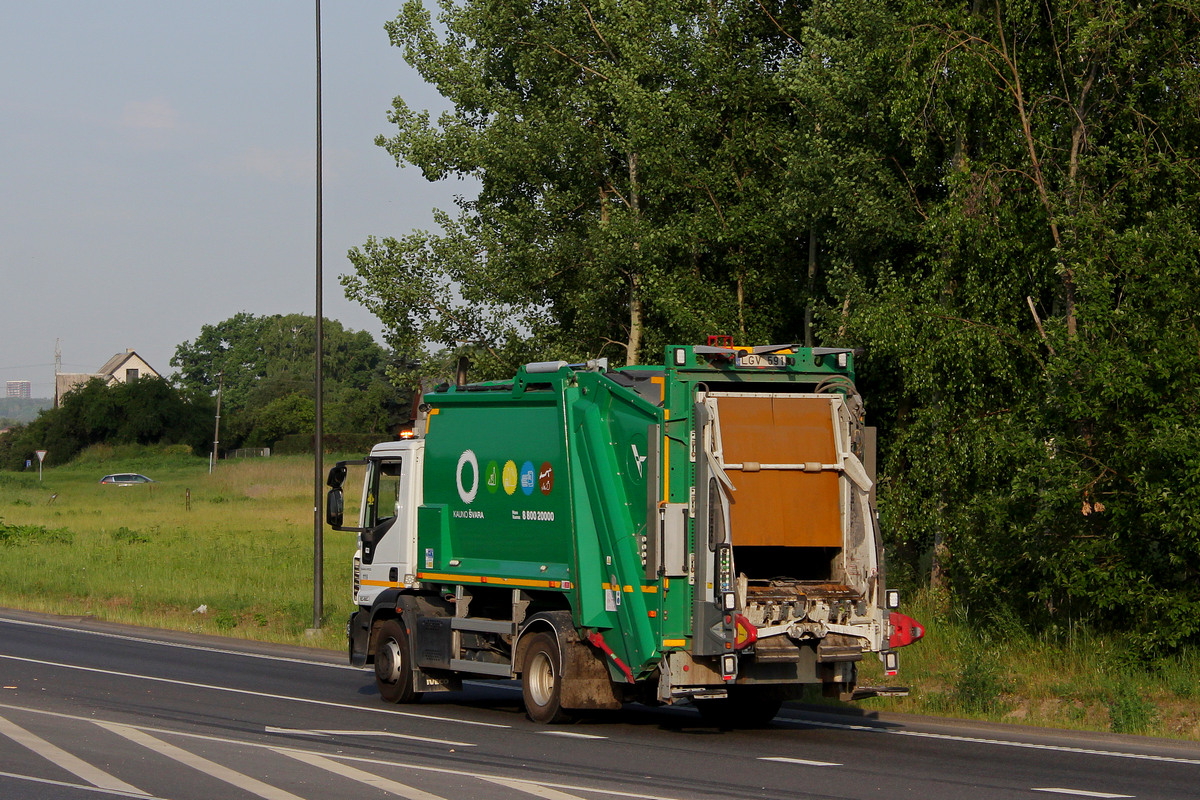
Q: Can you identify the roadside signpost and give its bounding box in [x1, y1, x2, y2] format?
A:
[35, 450, 47, 482]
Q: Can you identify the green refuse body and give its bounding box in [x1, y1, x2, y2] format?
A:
[328, 343, 922, 725]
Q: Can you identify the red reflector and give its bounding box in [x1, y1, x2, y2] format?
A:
[733, 614, 757, 649]
[888, 611, 925, 648]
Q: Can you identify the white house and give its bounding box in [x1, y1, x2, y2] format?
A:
[55, 349, 162, 407]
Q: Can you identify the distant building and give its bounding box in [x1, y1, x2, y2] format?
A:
[6, 381, 31, 399]
[55, 349, 162, 407]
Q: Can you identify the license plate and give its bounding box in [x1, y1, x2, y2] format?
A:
[736, 353, 791, 368]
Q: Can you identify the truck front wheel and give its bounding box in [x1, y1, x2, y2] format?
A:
[521, 632, 572, 724]
[374, 619, 423, 704]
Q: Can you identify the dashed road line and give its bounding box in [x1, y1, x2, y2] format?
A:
[539, 730, 607, 740]
[1031, 789, 1134, 799]
[759, 756, 842, 767]
[782, 717, 1200, 766]
[0, 713, 149, 795]
[265, 726, 476, 747]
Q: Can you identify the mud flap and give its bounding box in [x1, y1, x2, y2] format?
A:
[348, 610, 371, 667]
[560, 638, 623, 711]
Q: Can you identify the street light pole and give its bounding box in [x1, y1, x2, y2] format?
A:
[312, 0, 325, 631]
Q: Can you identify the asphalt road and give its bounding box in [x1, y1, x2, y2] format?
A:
[1, 608, 1197, 800]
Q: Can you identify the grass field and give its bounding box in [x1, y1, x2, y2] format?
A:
[0, 445, 355, 650]
[2, 445, 1198, 738]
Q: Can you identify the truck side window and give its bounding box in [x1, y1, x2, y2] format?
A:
[370, 460, 403, 526]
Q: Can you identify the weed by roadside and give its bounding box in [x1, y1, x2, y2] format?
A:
[854, 591, 1200, 740]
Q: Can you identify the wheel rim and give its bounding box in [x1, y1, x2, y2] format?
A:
[377, 637, 402, 684]
[528, 650, 556, 707]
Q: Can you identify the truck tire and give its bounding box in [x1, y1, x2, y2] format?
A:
[694, 687, 782, 728]
[521, 632, 573, 724]
[374, 619, 423, 704]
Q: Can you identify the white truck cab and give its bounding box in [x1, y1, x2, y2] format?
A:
[347, 440, 424, 609]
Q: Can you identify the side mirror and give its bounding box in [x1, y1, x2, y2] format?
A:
[326, 487, 344, 528]
[327, 464, 347, 489]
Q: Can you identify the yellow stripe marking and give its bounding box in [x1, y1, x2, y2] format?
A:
[662, 639, 687, 647]
[651, 377, 669, 501]
[663, 414, 671, 499]
[359, 580, 404, 589]
[601, 583, 658, 594]
[417, 572, 558, 589]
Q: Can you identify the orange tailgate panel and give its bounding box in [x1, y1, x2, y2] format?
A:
[718, 396, 842, 548]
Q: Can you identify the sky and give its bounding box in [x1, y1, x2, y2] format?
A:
[0, 1, 467, 398]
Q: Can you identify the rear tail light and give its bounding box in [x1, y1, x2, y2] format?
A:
[733, 614, 757, 649]
[888, 611, 925, 648]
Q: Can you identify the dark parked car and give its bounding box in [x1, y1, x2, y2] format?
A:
[99, 473, 154, 485]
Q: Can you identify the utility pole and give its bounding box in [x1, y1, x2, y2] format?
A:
[209, 371, 224, 474]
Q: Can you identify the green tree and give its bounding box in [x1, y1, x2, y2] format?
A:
[346, 0, 823, 377]
[793, 0, 1200, 647]
[171, 313, 399, 448]
[349, 0, 1200, 649]
[0, 378, 213, 468]
[171, 313, 389, 412]
[244, 393, 315, 449]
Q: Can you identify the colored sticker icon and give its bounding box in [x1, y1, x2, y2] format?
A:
[539, 461, 554, 495]
[485, 460, 500, 493]
[520, 461, 536, 496]
[502, 460, 518, 495]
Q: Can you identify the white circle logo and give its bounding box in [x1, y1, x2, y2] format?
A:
[456, 449, 479, 504]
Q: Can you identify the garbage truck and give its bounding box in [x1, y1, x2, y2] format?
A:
[326, 342, 923, 725]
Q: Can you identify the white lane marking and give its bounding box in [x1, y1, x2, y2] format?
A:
[274, 748, 449, 800]
[782, 718, 1200, 766]
[1031, 789, 1134, 799]
[265, 726, 328, 736]
[4, 703, 678, 800]
[0, 713, 149, 795]
[539, 730, 607, 740]
[268, 727, 476, 747]
[322, 750, 680, 800]
[759, 756, 842, 767]
[0, 767, 168, 798]
[479, 775, 593, 799]
[0, 614, 354, 671]
[96, 721, 306, 800]
[0, 653, 508, 728]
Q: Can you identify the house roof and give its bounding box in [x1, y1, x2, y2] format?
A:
[96, 350, 160, 379]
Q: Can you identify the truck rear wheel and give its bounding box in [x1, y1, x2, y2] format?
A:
[374, 619, 423, 704]
[521, 632, 572, 724]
